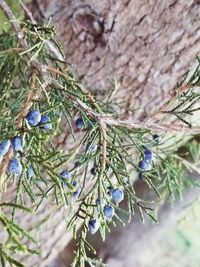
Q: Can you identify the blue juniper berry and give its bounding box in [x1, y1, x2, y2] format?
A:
[28, 165, 35, 178]
[7, 158, 22, 175]
[73, 189, 81, 198]
[91, 167, 97, 175]
[88, 218, 100, 234]
[60, 170, 71, 179]
[138, 160, 152, 171]
[144, 148, 153, 161]
[26, 110, 41, 126]
[103, 205, 115, 220]
[86, 142, 97, 152]
[11, 136, 23, 152]
[96, 198, 101, 206]
[71, 180, 77, 187]
[112, 188, 124, 204]
[107, 186, 113, 197]
[153, 134, 160, 143]
[0, 140, 11, 156]
[75, 117, 84, 129]
[74, 161, 81, 168]
[40, 115, 52, 130]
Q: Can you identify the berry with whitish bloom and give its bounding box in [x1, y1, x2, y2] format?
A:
[40, 115, 52, 130]
[112, 188, 124, 204]
[75, 117, 84, 129]
[0, 140, 11, 156]
[88, 219, 100, 234]
[91, 167, 96, 175]
[86, 142, 97, 152]
[103, 205, 115, 220]
[153, 134, 160, 143]
[26, 110, 41, 126]
[144, 148, 153, 161]
[138, 160, 152, 171]
[11, 136, 23, 152]
[73, 189, 81, 198]
[96, 198, 101, 205]
[28, 165, 35, 178]
[74, 161, 81, 168]
[60, 170, 71, 179]
[107, 186, 113, 197]
[7, 158, 22, 175]
[71, 180, 77, 187]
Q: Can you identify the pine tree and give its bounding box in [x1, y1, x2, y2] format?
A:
[0, 1, 200, 266]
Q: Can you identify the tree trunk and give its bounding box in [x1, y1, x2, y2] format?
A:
[3, 0, 200, 266]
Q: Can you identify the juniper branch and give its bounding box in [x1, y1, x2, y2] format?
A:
[0, 2, 200, 266]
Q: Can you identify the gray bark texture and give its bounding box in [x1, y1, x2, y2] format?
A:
[2, 0, 200, 266]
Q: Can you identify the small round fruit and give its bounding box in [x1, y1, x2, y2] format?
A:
[28, 165, 35, 178]
[74, 161, 81, 168]
[153, 134, 160, 143]
[40, 115, 52, 130]
[71, 180, 77, 187]
[107, 186, 113, 197]
[88, 219, 100, 234]
[103, 205, 115, 220]
[75, 117, 84, 129]
[86, 142, 97, 152]
[26, 110, 41, 126]
[96, 198, 101, 206]
[112, 188, 124, 204]
[73, 189, 81, 198]
[138, 160, 152, 171]
[144, 148, 153, 161]
[0, 140, 11, 156]
[60, 170, 71, 179]
[91, 167, 96, 175]
[11, 136, 23, 152]
[7, 158, 22, 175]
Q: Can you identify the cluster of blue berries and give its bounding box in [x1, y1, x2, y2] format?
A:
[138, 134, 160, 179]
[88, 187, 124, 235]
[138, 147, 153, 172]
[26, 110, 52, 130]
[0, 110, 53, 176]
[60, 168, 81, 198]
[0, 136, 34, 177]
[75, 116, 96, 131]
[0, 137, 23, 175]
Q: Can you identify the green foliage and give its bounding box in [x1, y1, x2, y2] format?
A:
[0, 5, 200, 266]
[0, 0, 31, 33]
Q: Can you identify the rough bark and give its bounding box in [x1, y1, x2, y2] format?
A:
[34, 0, 200, 120]
[2, 0, 200, 266]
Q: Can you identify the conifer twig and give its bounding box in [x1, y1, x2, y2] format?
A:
[148, 84, 191, 122]
[16, 70, 38, 128]
[0, 0, 26, 47]
[1, 0, 198, 136]
[52, 78, 200, 134]
[99, 120, 107, 171]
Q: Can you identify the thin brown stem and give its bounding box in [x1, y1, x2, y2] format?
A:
[52, 78, 200, 134]
[99, 120, 107, 171]
[0, 0, 26, 47]
[148, 84, 191, 123]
